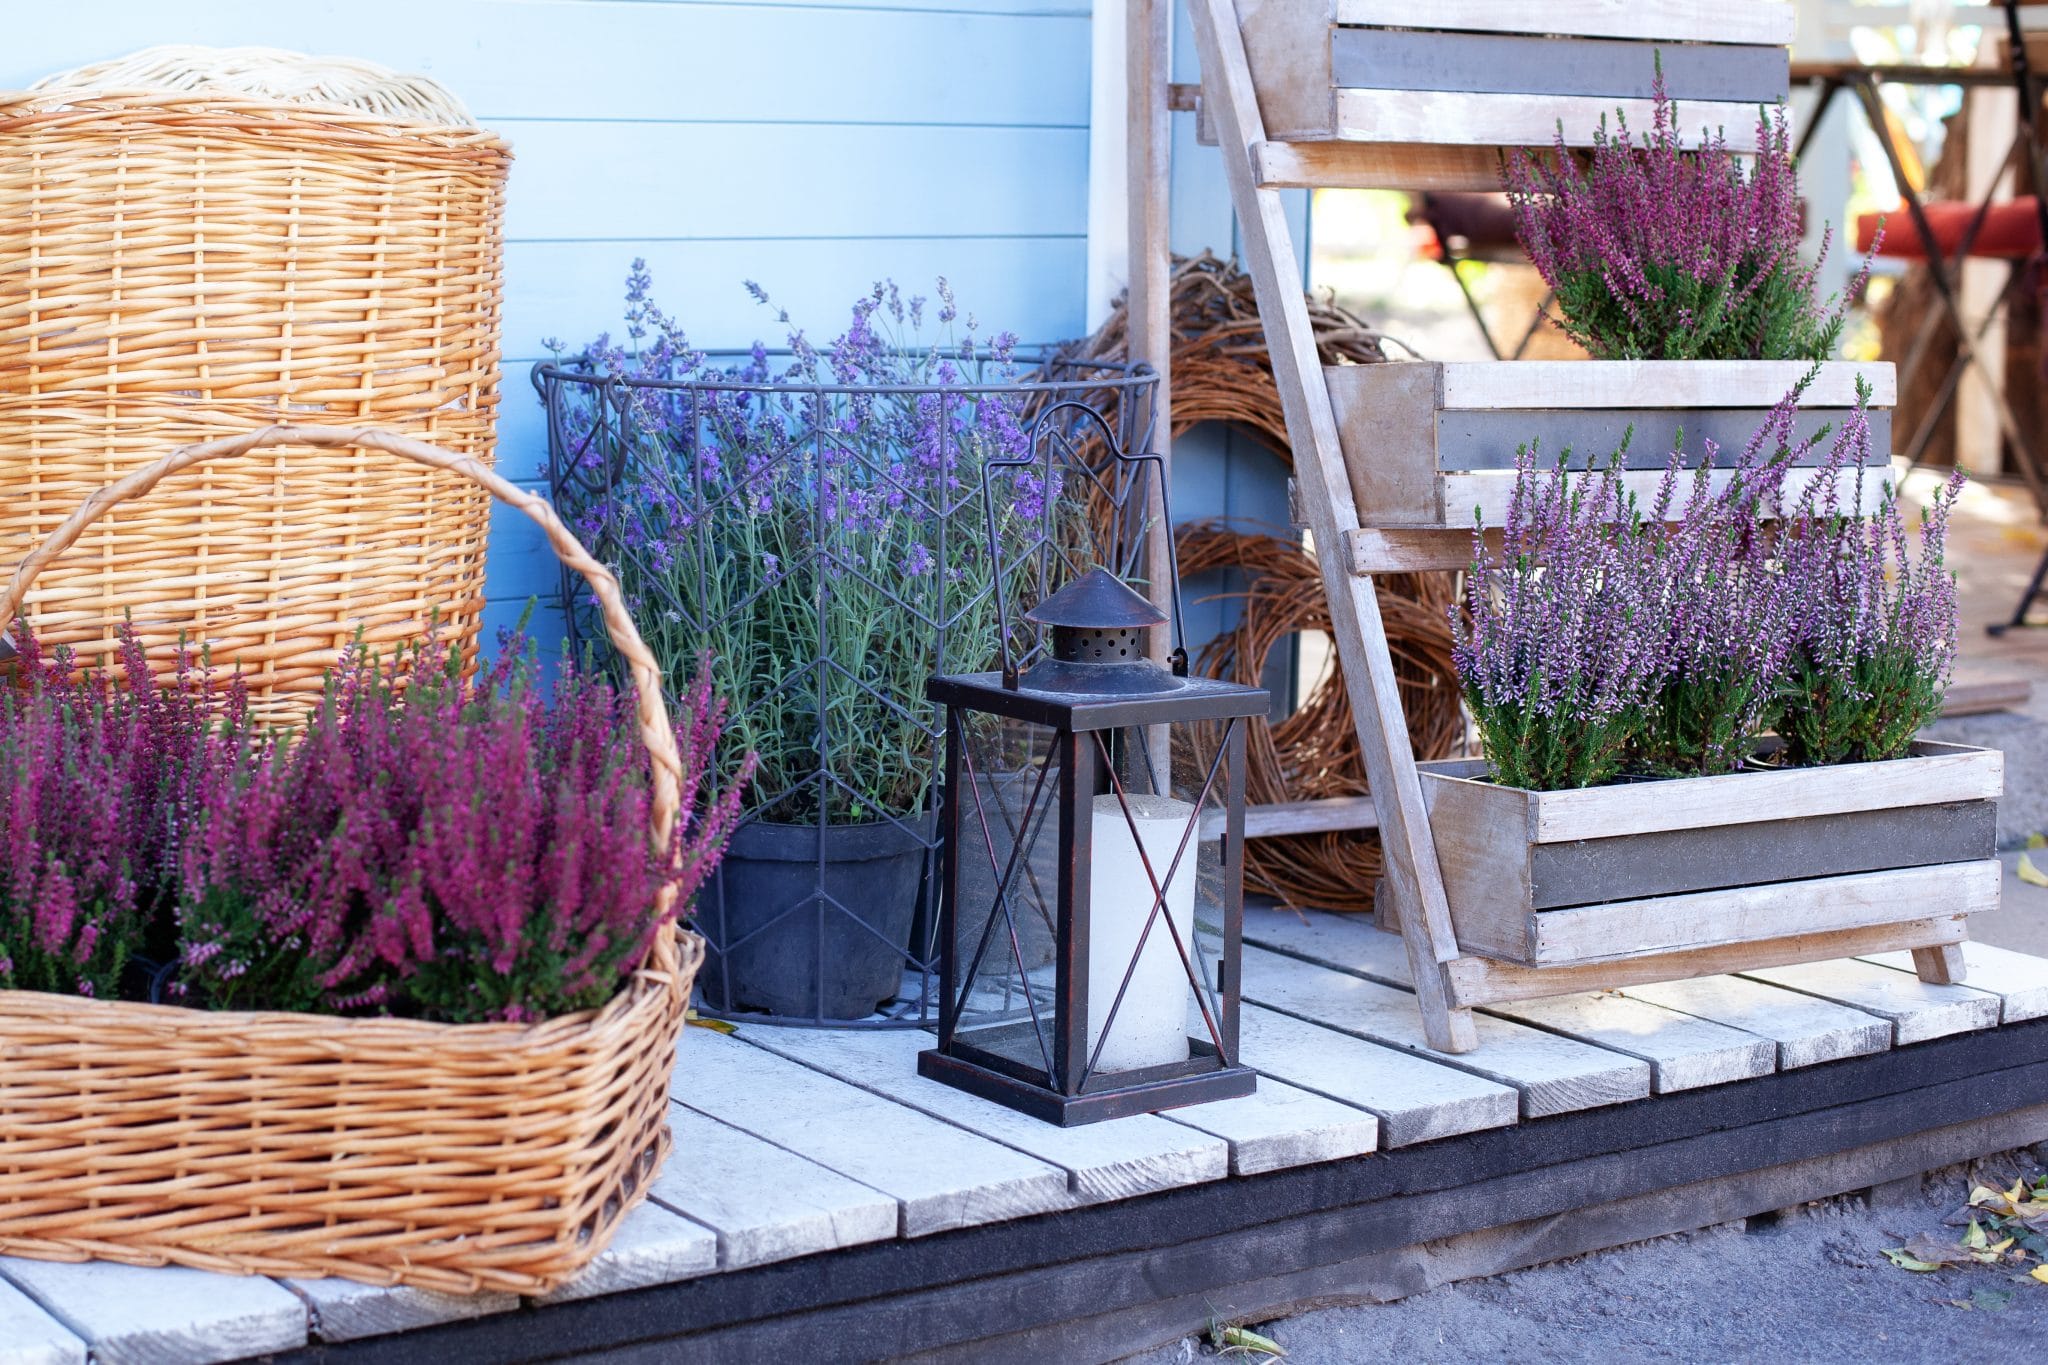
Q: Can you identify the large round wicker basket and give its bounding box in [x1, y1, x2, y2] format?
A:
[0, 425, 694, 1295]
[0, 48, 510, 718]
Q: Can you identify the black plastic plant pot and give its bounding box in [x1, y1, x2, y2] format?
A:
[696, 814, 935, 1022]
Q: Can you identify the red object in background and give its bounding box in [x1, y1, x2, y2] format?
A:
[1857, 200, 2045, 260]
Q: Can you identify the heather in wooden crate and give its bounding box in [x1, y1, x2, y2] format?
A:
[1429, 396, 1998, 976]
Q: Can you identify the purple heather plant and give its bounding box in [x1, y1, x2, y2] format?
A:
[0, 629, 240, 998]
[174, 635, 751, 1023]
[1774, 407, 1964, 767]
[1452, 384, 1965, 790]
[1504, 66, 1874, 362]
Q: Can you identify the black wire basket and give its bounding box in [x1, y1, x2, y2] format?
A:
[537, 349, 1161, 1027]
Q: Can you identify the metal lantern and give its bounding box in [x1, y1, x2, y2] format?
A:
[918, 434, 1267, 1125]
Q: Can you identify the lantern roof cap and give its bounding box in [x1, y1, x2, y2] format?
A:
[1022, 567, 1167, 630]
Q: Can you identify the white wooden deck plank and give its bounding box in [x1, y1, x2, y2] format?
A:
[741, 1028, 1227, 1203]
[1162, 1075, 1382, 1174]
[0, 1258, 306, 1365]
[286, 1278, 517, 1344]
[0, 1276, 84, 1365]
[1860, 943, 2048, 1023]
[673, 1029, 1070, 1237]
[1246, 908, 1767, 1094]
[1235, 1002, 1517, 1146]
[656, 1106, 900, 1270]
[531, 1200, 719, 1305]
[1741, 960, 2003, 1045]
[1242, 945, 1650, 1118]
[1619, 975, 1894, 1069]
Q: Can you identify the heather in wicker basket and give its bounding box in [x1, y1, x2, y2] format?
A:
[0, 424, 747, 1293]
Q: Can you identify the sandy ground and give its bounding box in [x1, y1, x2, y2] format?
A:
[1129, 1149, 2048, 1364]
[1124, 477, 2048, 1362]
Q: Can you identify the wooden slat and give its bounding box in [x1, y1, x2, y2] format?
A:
[1528, 803, 1995, 910]
[1162, 1073, 1383, 1174]
[1432, 360, 1896, 410]
[1940, 676, 2032, 717]
[1438, 467, 1886, 532]
[1348, 526, 1488, 573]
[1433, 408, 1890, 471]
[1335, 90, 1770, 151]
[1245, 908, 1776, 1093]
[285, 1280, 515, 1345]
[1235, 1001, 1517, 1146]
[1254, 138, 1506, 191]
[1517, 741, 2001, 844]
[532, 1202, 719, 1305]
[1333, 28, 1788, 102]
[0, 1259, 305, 1365]
[1205, 795, 1377, 840]
[655, 1107, 898, 1271]
[1448, 916, 1971, 1007]
[0, 1277, 83, 1365]
[1862, 943, 2048, 1024]
[1619, 975, 1894, 1070]
[1242, 945, 1650, 1117]
[1528, 861, 2003, 966]
[674, 1030, 1069, 1237]
[1333, 0, 1798, 46]
[736, 1029, 1229, 1204]
[1741, 960, 2003, 1046]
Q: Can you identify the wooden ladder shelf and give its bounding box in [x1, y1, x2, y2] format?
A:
[1185, 0, 1990, 1053]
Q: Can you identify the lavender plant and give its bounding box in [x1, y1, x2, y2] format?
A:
[174, 635, 750, 1023]
[1504, 68, 1872, 362]
[548, 266, 1047, 825]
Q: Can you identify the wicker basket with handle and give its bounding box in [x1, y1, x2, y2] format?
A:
[0, 48, 510, 719]
[0, 425, 695, 1295]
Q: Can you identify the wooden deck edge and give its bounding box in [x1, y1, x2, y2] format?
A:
[276, 1019, 2048, 1365]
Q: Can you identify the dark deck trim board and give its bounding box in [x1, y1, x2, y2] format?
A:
[263, 1019, 2048, 1365]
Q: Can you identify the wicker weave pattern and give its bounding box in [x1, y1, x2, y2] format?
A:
[0, 426, 693, 1295]
[0, 62, 509, 716]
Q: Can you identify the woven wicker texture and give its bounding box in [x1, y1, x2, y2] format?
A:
[1178, 524, 1462, 912]
[1062, 253, 1465, 911]
[0, 425, 693, 1295]
[0, 49, 509, 718]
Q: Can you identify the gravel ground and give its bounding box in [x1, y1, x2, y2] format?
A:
[1128, 1151, 2048, 1364]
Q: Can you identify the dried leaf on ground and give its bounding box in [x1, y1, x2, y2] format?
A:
[2017, 852, 2048, 887]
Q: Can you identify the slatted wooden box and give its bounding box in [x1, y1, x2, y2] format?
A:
[1414, 741, 2003, 968]
[1238, 0, 1794, 151]
[1327, 360, 1896, 530]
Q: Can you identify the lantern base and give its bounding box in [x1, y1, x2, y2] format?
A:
[917, 1041, 1256, 1126]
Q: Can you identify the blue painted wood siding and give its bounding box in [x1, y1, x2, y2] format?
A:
[0, 0, 1096, 652]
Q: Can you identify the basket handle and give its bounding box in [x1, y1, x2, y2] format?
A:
[0, 423, 689, 935]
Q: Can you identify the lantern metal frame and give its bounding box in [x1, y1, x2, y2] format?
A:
[918, 409, 1267, 1125]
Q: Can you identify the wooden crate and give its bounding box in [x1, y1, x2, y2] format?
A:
[1327, 360, 1898, 530]
[1239, 0, 1794, 150]
[1415, 741, 2003, 968]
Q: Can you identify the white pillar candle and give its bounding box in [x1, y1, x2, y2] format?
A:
[1085, 792, 1198, 1073]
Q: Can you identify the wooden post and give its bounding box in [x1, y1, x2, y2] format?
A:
[1128, 0, 1175, 781]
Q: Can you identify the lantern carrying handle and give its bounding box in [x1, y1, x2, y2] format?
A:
[982, 399, 1189, 690]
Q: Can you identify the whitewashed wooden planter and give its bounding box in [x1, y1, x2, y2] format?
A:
[1327, 360, 1898, 531]
[1415, 741, 2003, 970]
[1238, 0, 1792, 150]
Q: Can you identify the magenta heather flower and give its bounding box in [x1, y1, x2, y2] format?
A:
[1503, 65, 1873, 362]
[173, 634, 753, 1023]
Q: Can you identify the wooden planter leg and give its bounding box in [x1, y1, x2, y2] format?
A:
[1189, 0, 1476, 1053]
[1912, 943, 1968, 985]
